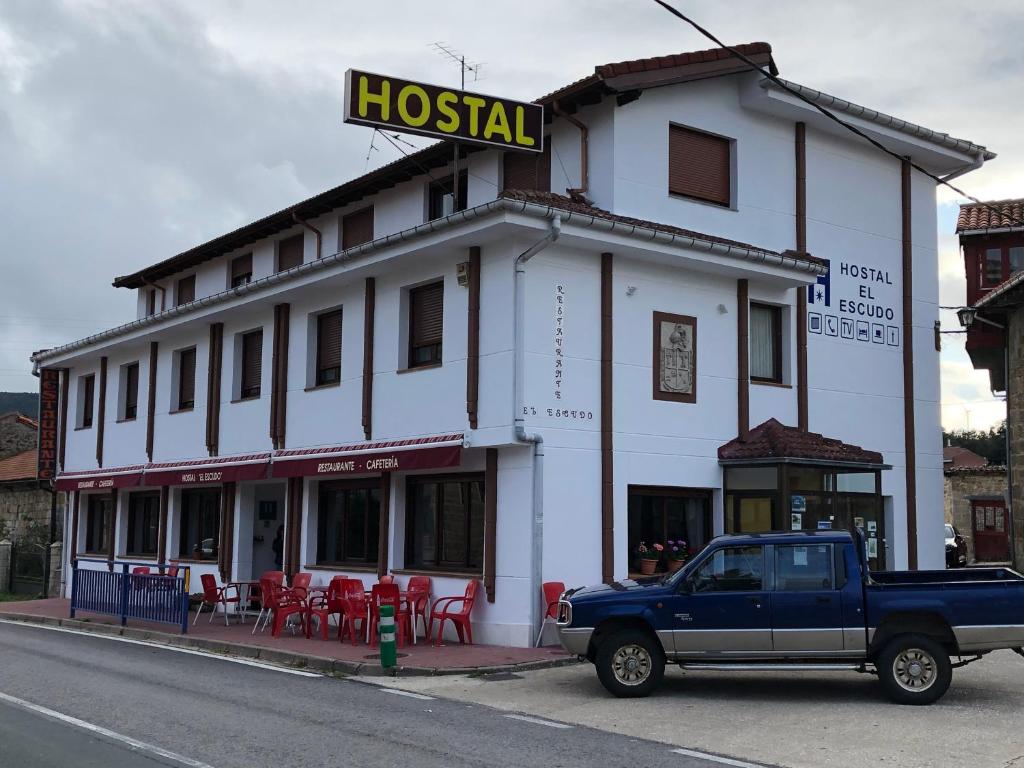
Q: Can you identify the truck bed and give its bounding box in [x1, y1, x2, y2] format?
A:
[870, 567, 1023, 585]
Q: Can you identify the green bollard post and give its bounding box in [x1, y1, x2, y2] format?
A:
[378, 604, 397, 669]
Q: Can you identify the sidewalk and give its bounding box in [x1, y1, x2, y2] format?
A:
[0, 598, 574, 677]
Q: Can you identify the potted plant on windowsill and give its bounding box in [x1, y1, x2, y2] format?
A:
[666, 540, 689, 573]
[637, 542, 663, 575]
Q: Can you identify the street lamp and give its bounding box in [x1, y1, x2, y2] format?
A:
[957, 306, 977, 329]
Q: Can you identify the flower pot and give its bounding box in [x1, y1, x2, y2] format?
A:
[666, 559, 684, 573]
[639, 558, 658, 575]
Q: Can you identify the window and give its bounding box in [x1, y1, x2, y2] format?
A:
[239, 330, 263, 399]
[122, 362, 139, 420]
[1011, 247, 1024, 276]
[668, 124, 732, 207]
[750, 303, 782, 383]
[316, 481, 380, 565]
[689, 546, 763, 592]
[984, 248, 1003, 286]
[78, 374, 95, 428]
[178, 488, 220, 559]
[427, 171, 468, 221]
[405, 475, 485, 571]
[176, 347, 196, 411]
[84, 494, 111, 553]
[126, 492, 160, 557]
[231, 253, 253, 288]
[277, 234, 304, 272]
[502, 146, 551, 192]
[627, 487, 712, 573]
[408, 281, 443, 368]
[775, 544, 834, 591]
[342, 206, 374, 250]
[146, 289, 157, 316]
[175, 274, 195, 306]
[315, 309, 343, 386]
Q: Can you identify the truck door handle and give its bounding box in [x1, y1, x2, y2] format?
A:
[748, 597, 762, 607]
[815, 596, 832, 604]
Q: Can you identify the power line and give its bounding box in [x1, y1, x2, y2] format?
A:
[650, 0, 1024, 229]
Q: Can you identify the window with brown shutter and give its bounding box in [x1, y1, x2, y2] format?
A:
[668, 124, 732, 207]
[750, 303, 782, 383]
[277, 234, 304, 272]
[176, 274, 196, 306]
[146, 289, 156, 316]
[231, 253, 253, 288]
[239, 330, 263, 399]
[177, 347, 196, 410]
[427, 171, 468, 221]
[502, 145, 551, 192]
[80, 374, 95, 428]
[316, 309, 342, 386]
[123, 362, 139, 420]
[342, 207, 374, 250]
[409, 281, 443, 368]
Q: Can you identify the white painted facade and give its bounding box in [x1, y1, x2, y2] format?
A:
[38, 64, 990, 647]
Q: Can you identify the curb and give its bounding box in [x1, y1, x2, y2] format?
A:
[0, 612, 579, 678]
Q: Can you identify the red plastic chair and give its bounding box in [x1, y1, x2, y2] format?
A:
[262, 578, 307, 638]
[406, 575, 432, 640]
[338, 578, 369, 645]
[369, 583, 413, 648]
[291, 572, 312, 601]
[378, 574, 395, 585]
[132, 566, 151, 575]
[251, 571, 285, 634]
[194, 573, 241, 626]
[429, 580, 479, 646]
[306, 576, 347, 640]
[535, 581, 566, 646]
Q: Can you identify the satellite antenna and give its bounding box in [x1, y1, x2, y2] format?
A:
[430, 42, 485, 210]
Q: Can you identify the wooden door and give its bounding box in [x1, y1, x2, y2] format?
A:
[972, 501, 1010, 562]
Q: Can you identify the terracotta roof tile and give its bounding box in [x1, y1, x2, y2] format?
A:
[942, 445, 987, 468]
[0, 448, 37, 482]
[718, 418, 884, 465]
[956, 198, 1024, 233]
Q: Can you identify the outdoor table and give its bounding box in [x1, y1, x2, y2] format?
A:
[227, 580, 260, 622]
[364, 590, 424, 645]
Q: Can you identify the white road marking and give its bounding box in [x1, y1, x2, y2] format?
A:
[503, 713, 574, 729]
[0, 619, 322, 677]
[0, 690, 216, 768]
[381, 688, 435, 700]
[671, 747, 766, 767]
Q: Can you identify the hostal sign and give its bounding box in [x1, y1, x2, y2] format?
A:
[344, 69, 544, 152]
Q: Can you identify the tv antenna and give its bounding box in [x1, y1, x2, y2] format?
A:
[429, 42, 484, 211]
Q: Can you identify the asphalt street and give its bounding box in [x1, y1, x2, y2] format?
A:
[0, 621, 756, 768]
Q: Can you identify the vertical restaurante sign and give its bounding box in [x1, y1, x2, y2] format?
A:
[344, 69, 544, 152]
[37, 368, 59, 480]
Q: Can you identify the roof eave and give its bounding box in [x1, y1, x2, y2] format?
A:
[718, 456, 891, 470]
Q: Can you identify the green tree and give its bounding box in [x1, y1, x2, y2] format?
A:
[942, 421, 1007, 466]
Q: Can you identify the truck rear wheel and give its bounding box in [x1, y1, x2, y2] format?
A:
[595, 628, 665, 698]
[877, 634, 952, 705]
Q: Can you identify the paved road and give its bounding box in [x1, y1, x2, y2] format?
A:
[0, 621, 751, 768]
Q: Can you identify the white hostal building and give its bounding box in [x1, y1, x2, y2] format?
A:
[34, 44, 993, 647]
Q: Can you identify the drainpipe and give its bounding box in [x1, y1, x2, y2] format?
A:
[292, 211, 323, 259]
[551, 101, 588, 198]
[142, 278, 167, 313]
[513, 215, 561, 643]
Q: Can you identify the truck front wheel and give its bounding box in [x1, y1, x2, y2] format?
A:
[595, 628, 665, 698]
[877, 634, 952, 705]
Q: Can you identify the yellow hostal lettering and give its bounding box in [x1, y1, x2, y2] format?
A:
[483, 102, 512, 143]
[396, 84, 431, 127]
[358, 75, 390, 120]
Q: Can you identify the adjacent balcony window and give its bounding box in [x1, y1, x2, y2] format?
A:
[315, 309, 342, 386]
[750, 303, 782, 383]
[408, 281, 444, 368]
[239, 329, 263, 399]
[231, 253, 253, 288]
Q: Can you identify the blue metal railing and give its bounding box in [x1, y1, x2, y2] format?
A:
[70, 558, 192, 633]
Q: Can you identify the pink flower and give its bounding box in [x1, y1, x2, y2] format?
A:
[653, 543, 664, 552]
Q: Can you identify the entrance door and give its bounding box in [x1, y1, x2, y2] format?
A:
[668, 544, 773, 657]
[972, 501, 1010, 562]
[771, 543, 845, 652]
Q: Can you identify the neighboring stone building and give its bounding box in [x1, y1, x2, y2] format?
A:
[943, 445, 988, 469]
[943, 465, 1009, 564]
[0, 412, 37, 459]
[0, 448, 52, 544]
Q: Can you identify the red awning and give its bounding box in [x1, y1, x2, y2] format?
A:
[54, 466, 146, 492]
[143, 453, 271, 486]
[271, 434, 463, 479]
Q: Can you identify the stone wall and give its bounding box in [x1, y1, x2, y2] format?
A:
[944, 468, 1008, 564]
[0, 414, 35, 460]
[1009, 307, 1024, 569]
[0, 482, 54, 546]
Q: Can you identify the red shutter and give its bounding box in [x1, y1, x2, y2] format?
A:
[502, 145, 551, 192]
[277, 234, 304, 272]
[176, 275, 195, 306]
[178, 348, 196, 409]
[668, 125, 731, 207]
[241, 330, 263, 397]
[317, 310, 342, 383]
[342, 207, 374, 249]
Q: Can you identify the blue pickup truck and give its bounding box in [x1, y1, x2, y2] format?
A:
[556, 530, 1024, 704]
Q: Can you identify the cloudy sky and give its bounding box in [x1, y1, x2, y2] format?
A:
[1, 0, 1021, 429]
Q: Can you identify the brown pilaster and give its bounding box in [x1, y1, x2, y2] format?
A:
[146, 342, 158, 462]
[206, 323, 223, 457]
[271, 304, 290, 450]
[285, 476, 303, 581]
[362, 277, 376, 440]
[96, 356, 107, 467]
[377, 472, 391, 579]
[58, 368, 69, 472]
[795, 122, 809, 432]
[219, 482, 235, 582]
[600, 252, 614, 583]
[106, 487, 117, 570]
[69, 490, 79, 566]
[484, 448, 498, 602]
[737, 279, 750, 441]
[157, 485, 169, 572]
[901, 158, 918, 569]
[467, 247, 481, 430]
